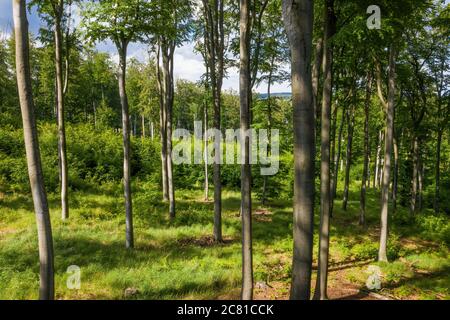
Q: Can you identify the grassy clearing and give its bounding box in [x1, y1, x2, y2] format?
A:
[0, 182, 448, 300]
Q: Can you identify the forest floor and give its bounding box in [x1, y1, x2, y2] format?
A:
[0, 181, 449, 300]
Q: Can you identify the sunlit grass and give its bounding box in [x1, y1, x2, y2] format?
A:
[0, 182, 448, 299]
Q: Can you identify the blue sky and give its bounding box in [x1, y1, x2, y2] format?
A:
[0, 1, 290, 93]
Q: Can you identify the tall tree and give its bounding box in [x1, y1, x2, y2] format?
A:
[201, 0, 225, 241]
[82, 0, 152, 248]
[378, 44, 397, 262]
[13, 0, 55, 299]
[282, 0, 315, 300]
[360, 72, 372, 226]
[313, 0, 335, 300]
[240, 0, 253, 300]
[33, 0, 70, 220]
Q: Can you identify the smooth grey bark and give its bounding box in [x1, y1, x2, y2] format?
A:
[240, 0, 253, 300]
[52, 0, 69, 220]
[342, 89, 355, 211]
[261, 55, 275, 206]
[282, 0, 315, 301]
[360, 73, 372, 226]
[155, 44, 169, 201]
[392, 133, 399, 211]
[13, 0, 55, 299]
[435, 129, 442, 213]
[312, 37, 323, 121]
[378, 45, 397, 262]
[374, 130, 383, 188]
[313, 0, 335, 301]
[202, 0, 225, 241]
[331, 97, 345, 212]
[410, 136, 419, 214]
[117, 40, 134, 249]
[161, 42, 176, 218]
[204, 94, 209, 201]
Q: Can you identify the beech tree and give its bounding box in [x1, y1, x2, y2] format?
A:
[282, 0, 315, 300]
[82, 0, 152, 248]
[13, 0, 55, 299]
[314, 0, 335, 300]
[239, 0, 253, 300]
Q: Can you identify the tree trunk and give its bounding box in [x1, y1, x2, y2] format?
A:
[331, 99, 345, 212]
[312, 37, 323, 121]
[313, 0, 335, 300]
[118, 42, 133, 249]
[374, 130, 382, 188]
[360, 73, 372, 226]
[392, 134, 399, 211]
[13, 0, 55, 299]
[282, 0, 315, 301]
[240, 0, 253, 300]
[410, 135, 419, 214]
[342, 95, 354, 211]
[162, 45, 175, 219]
[202, 0, 224, 241]
[54, 2, 69, 220]
[378, 45, 397, 262]
[435, 129, 442, 213]
[262, 55, 275, 206]
[156, 44, 169, 201]
[204, 97, 209, 201]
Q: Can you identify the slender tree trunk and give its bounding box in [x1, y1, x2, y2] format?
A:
[282, 0, 315, 300]
[314, 0, 335, 300]
[163, 45, 175, 219]
[331, 99, 345, 212]
[13, 0, 55, 299]
[435, 129, 442, 213]
[378, 45, 397, 262]
[156, 44, 168, 201]
[342, 97, 354, 211]
[53, 2, 69, 220]
[118, 42, 133, 249]
[202, 0, 224, 241]
[392, 134, 399, 211]
[410, 135, 419, 214]
[418, 157, 423, 211]
[374, 130, 382, 188]
[204, 97, 209, 201]
[312, 37, 323, 121]
[262, 55, 275, 206]
[240, 0, 253, 300]
[360, 73, 372, 226]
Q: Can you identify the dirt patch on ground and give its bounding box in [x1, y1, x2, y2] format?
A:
[177, 235, 235, 247]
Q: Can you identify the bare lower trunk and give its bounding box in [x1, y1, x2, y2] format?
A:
[378, 45, 396, 262]
[13, 0, 55, 299]
[282, 0, 315, 301]
[392, 134, 399, 211]
[410, 135, 419, 214]
[204, 99, 209, 201]
[374, 130, 382, 188]
[342, 100, 354, 211]
[118, 44, 133, 249]
[156, 45, 169, 201]
[435, 129, 442, 213]
[360, 73, 372, 226]
[54, 3, 68, 220]
[240, 0, 253, 300]
[312, 37, 323, 121]
[163, 48, 175, 219]
[331, 101, 345, 212]
[313, 0, 335, 301]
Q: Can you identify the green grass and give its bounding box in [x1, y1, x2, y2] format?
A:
[0, 181, 449, 300]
